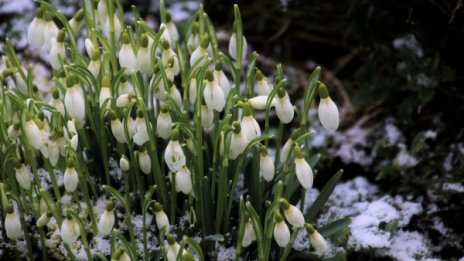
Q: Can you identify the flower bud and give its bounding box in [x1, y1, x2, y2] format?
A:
[249, 96, 276, 110]
[214, 66, 231, 98]
[137, 35, 153, 75]
[49, 32, 66, 70]
[294, 146, 313, 190]
[154, 202, 170, 232]
[242, 219, 256, 247]
[306, 224, 328, 255]
[165, 13, 179, 42]
[275, 91, 294, 124]
[64, 160, 79, 193]
[119, 32, 138, 74]
[228, 32, 247, 62]
[64, 76, 86, 124]
[240, 102, 261, 141]
[255, 69, 272, 95]
[69, 9, 84, 36]
[259, 147, 275, 181]
[138, 149, 152, 174]
[61, 214, 80, 245]
[14, 163, 32, 190]
[37, 211, 53, 227]
[133, 113, 149, 146]
[175, 166, 193, 195]
[190, 34, 209, 66]
[116, 93, 134, 108]
[201, 105, 214, 132]
[164, 131, 186, 172]
[229, 122, 247, 160]
[24, 117, 44, 150]
[5, 204, 21, 240]
[166, 234, 180, 261]
[318, 83, 339, 130]
[120, 155, 130, 172]
[203, 71, 225, 112]
[43, 12, 59, 51]
[99, 76, 112, 108]
[109, 111, 126, 144]
[273, 213, 290, 247]
[188, 78, 197, 105]
[281, 199, 304, 228]
[98, 200, 115, 236]
[27, 8, 45, 49]
[157, 108, 172, 140]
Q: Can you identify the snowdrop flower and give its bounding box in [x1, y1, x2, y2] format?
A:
[165, 13, 179, 42]
[161, 40, 180, 76]
[24, 116, 44, 150]
[103, 14, 122, 42]
[164, 129, 186, 172]
[36, 211, 53, 227]
[133, 110, 149, 146]
[187, 22, 200, 52]
[120, 155, 130, 172]
[280, 199, 305, 228]
[116, 93, 135, 108]
[159, 23, 172, 46]
[119, 32, 137, 74]
[137, 35, 153, 75]
[318, 83, 339, 130]
[214, 62, 231, 98]
[43, 11, 59, 51]
[14, 162, 32, 190]
[229, 121, 248, 160]
[259, 146, 275, 181]
[64, 75, 86, 125]
[84, 38, 94, 58]
[27, 8, 45, 49]
[99, 75, 112, 108]
[98, 199, 115, 236]
[201, 104, 214, 132]
[242, 219, 256, 247]
[88, 49, 102, 78]
[49, 90, 65, 116]
[166, 234, 180, 261]
[118, 75, 134, 95]
[157, 106, 172, 140]
[240, 102, 261, 141]
[154, 202, 170, 232]
[189, 77, 197, 105]
[138, 148, 152, 174]
[97, 0, 109, 24]
[275, 89, 294, 124]
[294, 145, 314, 190]
[61, 213, 80, 245]
[255, 69, 272, 95]
[109, 110, 126, 143]
[229, 30, 248, 62]
[5, 203, 21, 240]
[190, 34, 209, 66]
[167, 81, 182, 108]
[273, 212, 290, 247]
[7, 123, 21, 141]
[48, 139, 60, 167]
[49, 29, 66, 70]
[280, 130, 299, 163]
[203, 70, 225, 112]
[175, 165, 193, 195]
[306, 224, 328, 255]
[68, 9, 84, 36]
[249, 95, 276, 110]
[64, 159, 79, 193]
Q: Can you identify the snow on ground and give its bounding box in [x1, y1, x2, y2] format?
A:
[298, 176, 438, 260]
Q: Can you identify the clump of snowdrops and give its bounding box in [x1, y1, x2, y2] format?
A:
[0, 0, 347, 260]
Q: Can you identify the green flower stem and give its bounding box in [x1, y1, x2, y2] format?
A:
[42, 160, 62, 207]
[194, 61, 209, 237]
[234, 197, 246, 261]
[279, 229, 299, 261]
[142, 186, 156, 261]
[223, 134, 272, 232]
[264, 79, 287, 148]
[245, 201, 265, 260]
[67, 209, 93, 261]
[170, 172, 177, 221]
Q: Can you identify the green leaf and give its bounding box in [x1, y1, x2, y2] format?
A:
[305, 170, 343, 221]
[319, 217, 351, 238]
